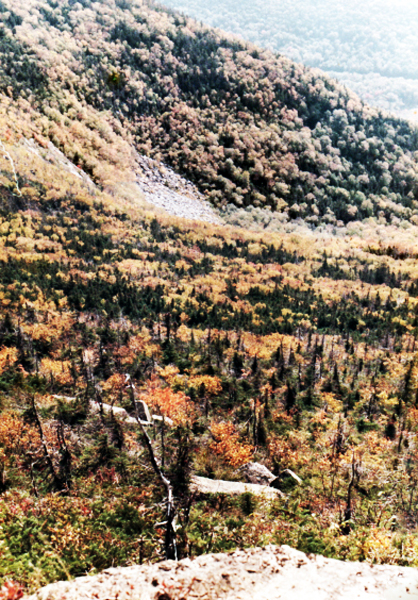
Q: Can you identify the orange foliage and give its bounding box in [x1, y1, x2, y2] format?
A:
[0, 580, 24, 600]
[268, 434, 299, 470]
[144, 382, 195, 426]
[210, 421, 254, 467]
[0, 411, 38, 455]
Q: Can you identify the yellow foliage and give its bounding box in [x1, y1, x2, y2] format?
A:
[0, 346, 18, 375]
[363, 528, 396, 564]
[189, 375, 222, 397]
[40, 358, 73, 385]
[322, 392, 343, 413]
[158, 365, 180, 386]
[103, 373, 126, 393]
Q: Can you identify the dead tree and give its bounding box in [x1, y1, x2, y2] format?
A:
[341, 452, 357, 535]
[30, 396, 67, 493]
[128, 379, 178, 560]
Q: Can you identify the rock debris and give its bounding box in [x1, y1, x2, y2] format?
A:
[134, 154, 222, 224]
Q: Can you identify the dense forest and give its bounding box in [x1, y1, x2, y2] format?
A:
[1, 93, 418, 593]
[0, 0, 417, 225]
[161, 0, 418, 122]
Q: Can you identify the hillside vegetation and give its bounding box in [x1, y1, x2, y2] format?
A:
[0, 0, 418, 225]
[2, 96, 418, 593]
[161, 0, 418, 122]
[2, 0, 418, 596]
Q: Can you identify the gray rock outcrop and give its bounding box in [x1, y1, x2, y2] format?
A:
[134, 153, 222, 224]
[238, 462, 276, 486]
[25, 545, 418, 600]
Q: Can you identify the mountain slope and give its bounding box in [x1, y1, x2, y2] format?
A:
[3, 2, 418, 596]
[2, 103, 418, 592]
[0, 0, 418, 225]
[160, 0, 418, 122]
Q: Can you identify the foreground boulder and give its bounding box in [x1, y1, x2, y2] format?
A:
[25, 545, 418, 600]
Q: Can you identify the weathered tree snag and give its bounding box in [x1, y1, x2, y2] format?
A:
[342, 452, 357, 535]
[128, 379, 178, 560]
[30, 396, 67, 494]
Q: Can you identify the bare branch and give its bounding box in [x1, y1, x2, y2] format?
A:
[30, 396, 67, 494]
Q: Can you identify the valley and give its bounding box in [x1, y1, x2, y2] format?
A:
[0, 1, 417, 597]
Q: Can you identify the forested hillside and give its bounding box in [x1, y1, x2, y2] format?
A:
[161, 0, 418, 122]
[0, 0, 418, 225]
[2, 96, 418, 593]
[2, 0, 418, 596]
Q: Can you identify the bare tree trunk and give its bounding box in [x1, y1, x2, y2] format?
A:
[128, 381, 177, 560]
[161, 419, 165, 470]
[29, 459, 39, 498]
[342, 452, 356, 534]
[57, 421, 72, 490]
[30, 396, 65, 493]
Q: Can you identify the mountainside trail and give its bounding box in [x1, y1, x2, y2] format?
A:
[25, 545, 418, 600]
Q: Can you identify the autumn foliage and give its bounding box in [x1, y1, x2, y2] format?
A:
[144, 381, 196, 427]
[1, 0, 418, 594]
[210, 422, 254, 467]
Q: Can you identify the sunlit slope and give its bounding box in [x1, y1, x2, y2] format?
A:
[1, 96, 418, 348]
[3, 96, 418, 591]
[0, 0, 417, 225]
[161, 0, 418, 121]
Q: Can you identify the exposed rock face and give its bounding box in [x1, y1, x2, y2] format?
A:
[22, 138, 96, 190]
[238, 462, 276, 486]
[25, 545, 418, 600]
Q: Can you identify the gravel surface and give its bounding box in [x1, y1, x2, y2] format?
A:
[134, 154, 222, 224]
[25, 545, 418, 600]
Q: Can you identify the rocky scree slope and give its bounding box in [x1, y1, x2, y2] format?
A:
[133, 153, 222, 223]
[22, 135, 221, 223]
